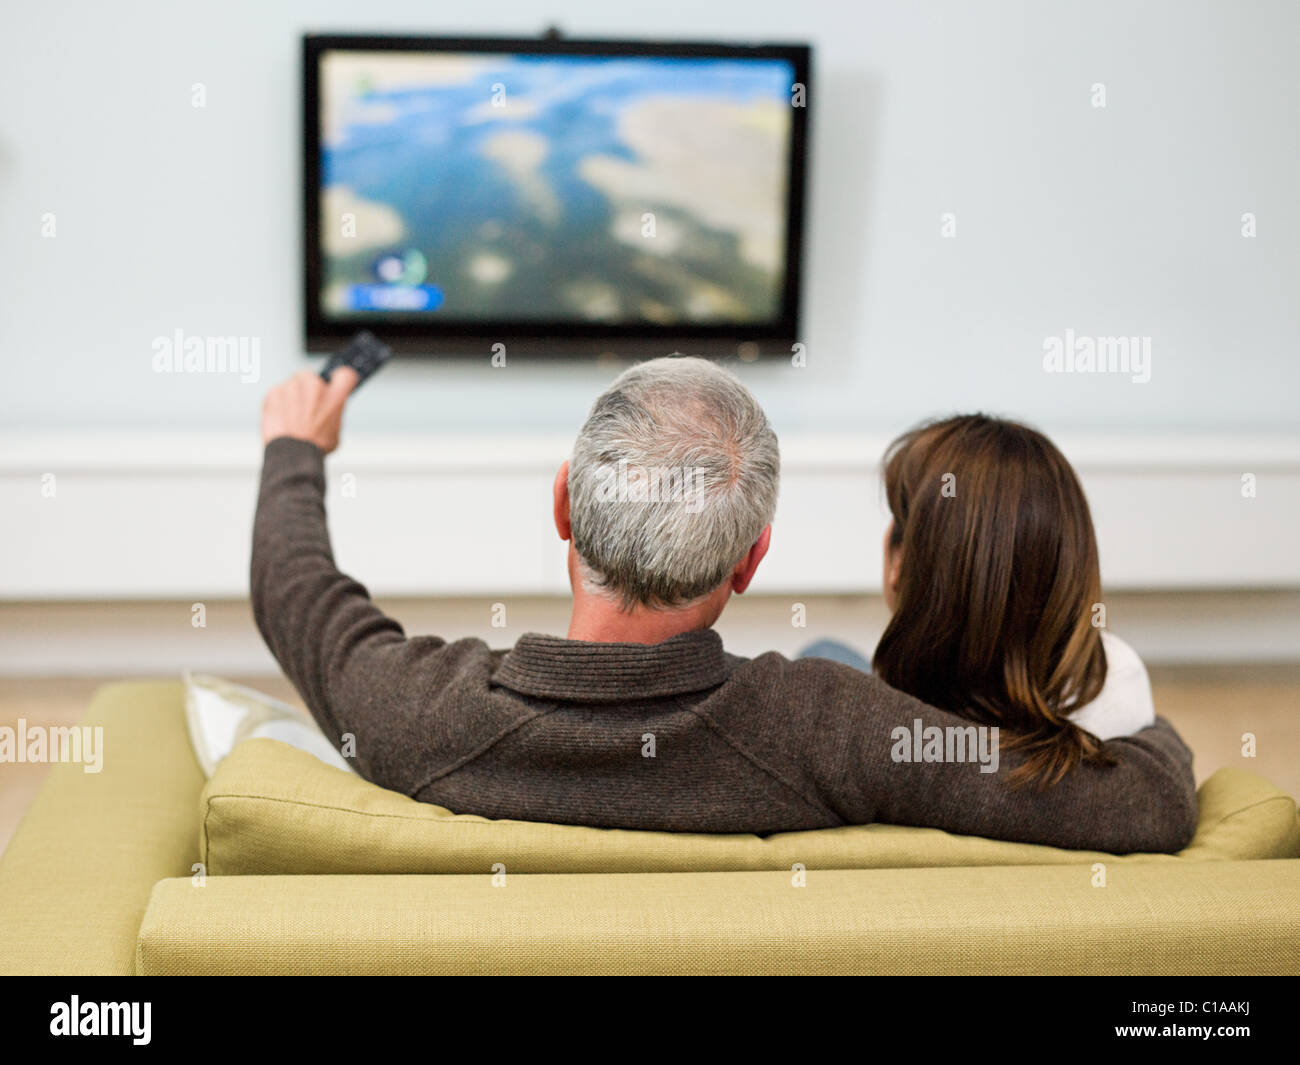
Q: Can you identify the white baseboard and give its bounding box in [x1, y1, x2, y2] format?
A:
[1, 590, 1297, 677]
[2, 430, 1298, 599]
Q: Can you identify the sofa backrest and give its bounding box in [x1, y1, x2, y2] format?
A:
[200, 739, 1300, 875]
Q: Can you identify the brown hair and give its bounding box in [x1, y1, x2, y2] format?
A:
[872, 414, 1115, 788]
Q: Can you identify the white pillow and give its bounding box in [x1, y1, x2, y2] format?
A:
[183, 672, 356, 777]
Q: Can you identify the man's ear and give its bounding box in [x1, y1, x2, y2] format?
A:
[553, 461, 572, 541]
[731, 524, 771, 595]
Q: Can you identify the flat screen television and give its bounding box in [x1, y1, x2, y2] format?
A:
[303, 33, 811, 357]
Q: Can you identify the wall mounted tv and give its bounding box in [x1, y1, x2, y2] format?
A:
[303, 33, 811, 357]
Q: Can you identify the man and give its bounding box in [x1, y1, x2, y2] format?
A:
[253, 357, 1197, 851]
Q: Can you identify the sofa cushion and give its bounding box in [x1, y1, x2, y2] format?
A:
[199, 738, 1300, 876]
[137, 861, 1300, 975]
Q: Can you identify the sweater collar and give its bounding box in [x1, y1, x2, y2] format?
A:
[493, 629, 730, 703]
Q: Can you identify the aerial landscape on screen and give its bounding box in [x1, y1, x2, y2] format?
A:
[319, 51, 795, 325]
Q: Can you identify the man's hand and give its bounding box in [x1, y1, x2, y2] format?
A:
[260, 368, 359, 454]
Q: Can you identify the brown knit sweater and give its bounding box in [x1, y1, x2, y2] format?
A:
[251, 437, 1199, 852]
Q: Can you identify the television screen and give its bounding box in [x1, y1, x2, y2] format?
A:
[303, 35, 810, 356]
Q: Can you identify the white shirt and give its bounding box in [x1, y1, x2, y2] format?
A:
[1067, 631, 1156, 740]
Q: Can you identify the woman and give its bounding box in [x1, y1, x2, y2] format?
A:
[810, 413, 1154, 788]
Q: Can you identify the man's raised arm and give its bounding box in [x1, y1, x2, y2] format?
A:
[250, 369, 432, 785]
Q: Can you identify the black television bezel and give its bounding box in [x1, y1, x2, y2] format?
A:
[302, 32, 812, 358]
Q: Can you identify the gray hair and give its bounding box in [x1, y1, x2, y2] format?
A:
[569, 356, 780, 609]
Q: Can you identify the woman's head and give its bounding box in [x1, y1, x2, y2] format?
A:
[872, 414, 1113, 787]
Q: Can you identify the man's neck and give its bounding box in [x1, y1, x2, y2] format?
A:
[566, 592, 725, 646]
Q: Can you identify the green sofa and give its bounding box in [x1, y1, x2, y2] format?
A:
[2, 682, 1298, 975]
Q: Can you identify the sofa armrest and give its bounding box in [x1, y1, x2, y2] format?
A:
[0, 682, 203, 975]
[137, 860, 1300, 975]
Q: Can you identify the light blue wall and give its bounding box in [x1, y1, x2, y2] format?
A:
[2, 0, 1296, 436]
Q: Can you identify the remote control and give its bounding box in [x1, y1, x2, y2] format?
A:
[320, 331, 393, 388]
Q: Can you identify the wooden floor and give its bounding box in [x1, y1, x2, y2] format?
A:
[0, 667, 1296, 859]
